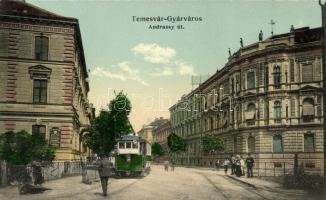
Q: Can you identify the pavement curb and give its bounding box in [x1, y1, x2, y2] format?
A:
[226, 175, 257, 189]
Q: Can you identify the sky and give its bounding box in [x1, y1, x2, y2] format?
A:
[29, 0, 321, 132]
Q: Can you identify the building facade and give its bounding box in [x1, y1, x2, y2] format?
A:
[0, 0, 94, 161]
[137, 126, 155, 144]
[170, 27, 324, 172]
[153, 120, 171, 153]
[138, 117, 169, 144]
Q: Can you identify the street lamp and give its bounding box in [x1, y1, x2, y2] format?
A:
[319, 0, 326, 188]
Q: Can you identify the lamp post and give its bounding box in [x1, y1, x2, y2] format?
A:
[319, 0, 326, 188]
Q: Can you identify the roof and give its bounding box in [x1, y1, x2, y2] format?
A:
[0, 0, 74, 21]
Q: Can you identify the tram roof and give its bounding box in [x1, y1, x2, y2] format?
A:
[117, 134, 144, 142]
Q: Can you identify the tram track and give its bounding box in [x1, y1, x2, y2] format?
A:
[196, 171, 271, 200]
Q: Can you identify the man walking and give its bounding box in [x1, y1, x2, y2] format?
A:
[231, 155, 236, 175]
[245, 153, 254, 178]
[223, 158, 230, 174]
[98, 156, 111, 196]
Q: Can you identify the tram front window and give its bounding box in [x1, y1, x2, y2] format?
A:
[119, 142, 125, 149]
[133, 142, 138, 149]
[126, 142, 131, 148]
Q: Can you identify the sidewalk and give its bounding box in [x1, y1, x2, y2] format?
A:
[0, 176, 100, 200]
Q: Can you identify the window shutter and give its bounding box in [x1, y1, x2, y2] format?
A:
[302, 64, 313, 82]
[35, 37, 42, 60]
[41, 37, 49, 60]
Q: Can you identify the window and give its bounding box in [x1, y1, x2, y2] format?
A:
[126, 142, 131, 148]
[32, 125, 46, 139]
[273, 66, 281, 89]
[274, 101, 281, 122]
[302, 64, 313, 82]
[245, 103, 255, 122]
[248, 136, 255, 153]
[235, 75, 240, 92]
[290, 59, 295, 82]
[35, 36, 49, 61]
[119, 142, 125, 149]
[304, 133, 315, 152]
[236, 106, 240, 123]
[273, 135, 283, 153]
[247, 71, 255, 89]
[33, 80, 47, 103]
[302, 98, 314, 122]
[291, 98, 296, 117]
[231, 78, 234, 94]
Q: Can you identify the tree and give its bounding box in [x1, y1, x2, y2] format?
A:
[151, 142, 164, 157]
[167, 133, 186, 164]
[202, 135, 224, 154]
[167, 133, 186, 153]
[83, 91, 133, 157]
[0, 130, 55, 165]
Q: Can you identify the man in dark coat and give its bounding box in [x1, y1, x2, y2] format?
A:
[98, 157, 111, 196]
[245, 153, 254, 178]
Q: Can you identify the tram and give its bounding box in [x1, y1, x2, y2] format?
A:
[114, 134, 151, 177]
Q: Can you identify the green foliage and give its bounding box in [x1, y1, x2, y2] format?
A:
[167, 133, 186, 153]
[83, 91, 133, 157]
[202, 135, 224, 154]
[116, 154, 143, 172]
[151, 142, 164, 157]
[0, 130, 55, 165]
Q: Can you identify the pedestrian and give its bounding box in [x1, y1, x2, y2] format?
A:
[245, 153, 254, 178]
[223, 158, 230, 174]
[31, 161, 44, 186]
[231, 155, 236, 175]
[215, 160, 220, 171]
[240, 157, 245, 176]
[98, 156, 111, 196]
[235, 155, 242, 177]
[164, 160, 169, 171]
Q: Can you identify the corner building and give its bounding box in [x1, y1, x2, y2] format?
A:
[0, 0, 94, 161]
[170, 27, 324, 173]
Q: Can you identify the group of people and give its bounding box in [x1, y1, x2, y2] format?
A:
[220, 153, 254, 178]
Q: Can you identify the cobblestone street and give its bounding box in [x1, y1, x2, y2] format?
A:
[0, 165, 315, 200]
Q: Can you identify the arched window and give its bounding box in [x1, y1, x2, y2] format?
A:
[274, 101, 281, 122]
[245, 103, 256, 121]
[273, 135, 283, 153]
[273, 66, 281, 89]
